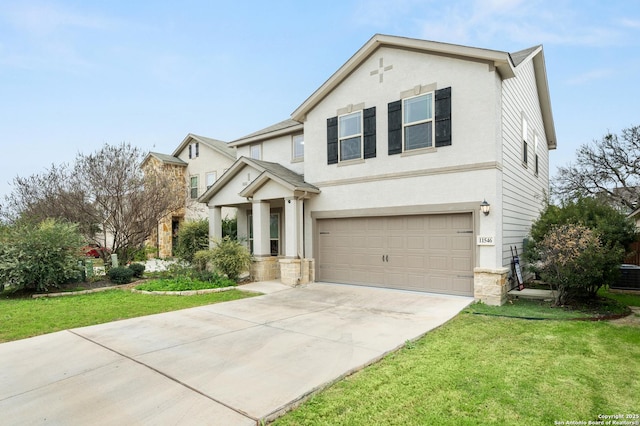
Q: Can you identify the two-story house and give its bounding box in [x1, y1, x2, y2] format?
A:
[143, 133, 236, 257]
[199, 34, 556, 305]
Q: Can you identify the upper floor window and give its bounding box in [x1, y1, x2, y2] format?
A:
[250, 144, 261, 160]
[339, 111, 362, 161]
[534, 134, 539, 176]
[403, 93, 434, 150]
[522, 115, 528, 166]
[188, 142, 199, 159]
[190, 176, 198, 199]
[206, 171, 217, 189]
[292, 134, 304, 161]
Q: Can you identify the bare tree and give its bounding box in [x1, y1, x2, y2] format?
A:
[553, 126, 640, 210]
[2, 143, 184, 263]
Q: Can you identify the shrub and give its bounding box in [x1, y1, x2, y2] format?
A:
[128, 263, 146, 278]
[174, 219, 209, 263]
[193, 249, 215, 272]
[210, 237, 253, 282]
[0, 219, 85, 292]
[537, 224, 620, 305]
[108, 266, 134, 284]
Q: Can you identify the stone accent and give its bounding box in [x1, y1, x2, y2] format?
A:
[474, 267, 509, 306]
[279, 258, 315, 286]
[251, 257, 280, 282]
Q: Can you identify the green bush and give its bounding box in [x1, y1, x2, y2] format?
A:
[525, 196, 637, 299]
[128, 263, 146, 278]
[108, 266, 134, 284]
[537, 224, 619, 305]
[174, 219, 209, 263]
[193, 249, 215, 272]
[210, 237, 253, 282]
[0, 219, 85, 292]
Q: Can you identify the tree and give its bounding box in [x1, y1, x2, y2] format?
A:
[2, 143, 184, 263]
[553, 125, 640, 209]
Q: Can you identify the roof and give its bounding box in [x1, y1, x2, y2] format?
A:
[291, 34, 516, 122]
[230, 119, 303, 147]
[141, 152, 188, 167]
[510, 45, 541, 66]
[199, 156, 319, 203]
[172, 133, 235, 160]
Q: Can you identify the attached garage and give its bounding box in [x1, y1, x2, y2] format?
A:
[317, 213, 474, 296]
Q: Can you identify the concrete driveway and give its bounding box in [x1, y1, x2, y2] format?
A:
[0, 282, 472, 425]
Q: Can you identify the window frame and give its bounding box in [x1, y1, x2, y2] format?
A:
[189, 175, 199, 199]
[402, 92, 435, 152]
[338, 110, 363, 162]
[521, 114, 529, 166]
[206, 171, 217, 189]
[247, 212, 280, 256]
[292, 134, 304, 161]
[250, 143, 262, 160]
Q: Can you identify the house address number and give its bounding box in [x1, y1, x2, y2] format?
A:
[477, 236, 495, 246]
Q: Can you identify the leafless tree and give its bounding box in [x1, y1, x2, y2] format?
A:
[2, 143, 185, 263]
[553, 125, 640, 210]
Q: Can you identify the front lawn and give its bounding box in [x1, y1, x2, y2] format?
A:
[275, 311, 640, 425]
[134, 276, 236, 292]
[0, 289, 255, 343]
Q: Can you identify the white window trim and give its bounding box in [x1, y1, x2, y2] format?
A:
[206, 171, 217, 189]
[189, 175, 199, 199]
[338, 110, 363, 162]
[402, 92, 435, 152]
[250, 143, 262, 160]
[292, 134, 304, 162]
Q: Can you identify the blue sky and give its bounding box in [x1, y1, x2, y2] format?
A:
[1, 0, 639, 198]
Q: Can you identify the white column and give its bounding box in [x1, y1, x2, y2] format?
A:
[236, 208, 248, 249]
[208, 206, 222, 247]
[252, 200, 271, 257]
[284, 197, 299, 258]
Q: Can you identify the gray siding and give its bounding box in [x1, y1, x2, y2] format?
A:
[501, 58, 550, 267]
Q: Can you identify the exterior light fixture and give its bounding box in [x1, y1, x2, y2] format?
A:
[480, 200, 491, 216]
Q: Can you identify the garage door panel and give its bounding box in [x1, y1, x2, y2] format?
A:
[317, 213, 474, 296]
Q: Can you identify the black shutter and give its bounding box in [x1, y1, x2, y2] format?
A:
[363, 106, 376, 159]
[195, 142, 199, 157]
[188, 144, 193, 159]
[435, 87, 452, 147]
[327, 116, 338, 164]
[388, 100, 402, 155]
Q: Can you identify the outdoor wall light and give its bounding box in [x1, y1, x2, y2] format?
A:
[480, 200, 491, 216]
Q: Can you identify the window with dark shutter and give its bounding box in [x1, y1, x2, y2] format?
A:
[435, 87, 452, 147]
[363, 106, 376, 159]
[327, 116, 338, 164]
[188, 144, 193, 159]
[195, 142, 199, 157]
[387, 100, 402, 155]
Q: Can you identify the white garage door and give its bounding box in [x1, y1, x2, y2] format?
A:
[317, 213, 474, 296]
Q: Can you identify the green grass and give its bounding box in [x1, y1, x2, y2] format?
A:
[600, 287, 640, 307]
[274, 314, 640, 426]
[0, 289, 254, 343]
[135, 277, 236, 292]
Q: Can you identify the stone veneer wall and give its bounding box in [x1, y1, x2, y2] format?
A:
[474, 267, 509, 306]
[251, 257, 281, 281]
[279, 258, 315, 286]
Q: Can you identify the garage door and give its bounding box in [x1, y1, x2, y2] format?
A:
[317, 213, 474, 296]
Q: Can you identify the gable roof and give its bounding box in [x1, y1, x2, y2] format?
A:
[172, 133, 235, 160]
[291, 34, 516, 122]
[141, 152, 188, 168]
[230, 119, 303, 147]
[199, 156, 319, 203]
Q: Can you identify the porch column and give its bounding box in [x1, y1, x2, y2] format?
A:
[284, 197, 300, 258]
[208, 206, 222, 246]
[252, 200, 271, 257]
[236, 208, 248, 249]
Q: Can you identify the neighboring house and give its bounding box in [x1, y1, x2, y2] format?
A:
[143, 133, 236, 258]
[200, 34, 557, 305]
[630, 207, 640, 230]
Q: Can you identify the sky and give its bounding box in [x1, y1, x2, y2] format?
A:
[1, 0, 639, 199]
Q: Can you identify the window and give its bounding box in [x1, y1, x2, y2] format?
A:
[206, 172, 217, 188]
[534, 134, 539, 175]
[188, 142, 199, 159]
[388, 87, 451, 155]
[522, 115, 528, 165]
[292, 134, 304, 161]
[339, 111, 362, 161]
[403, 93, 433, 150]
[250, 144, 261, 160]
[190, 176, 198, 199]
[248, 213, 280, 256]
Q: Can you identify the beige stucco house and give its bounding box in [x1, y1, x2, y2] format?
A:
[199, 34, 557, 305]
[143, 133, 236, 258]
